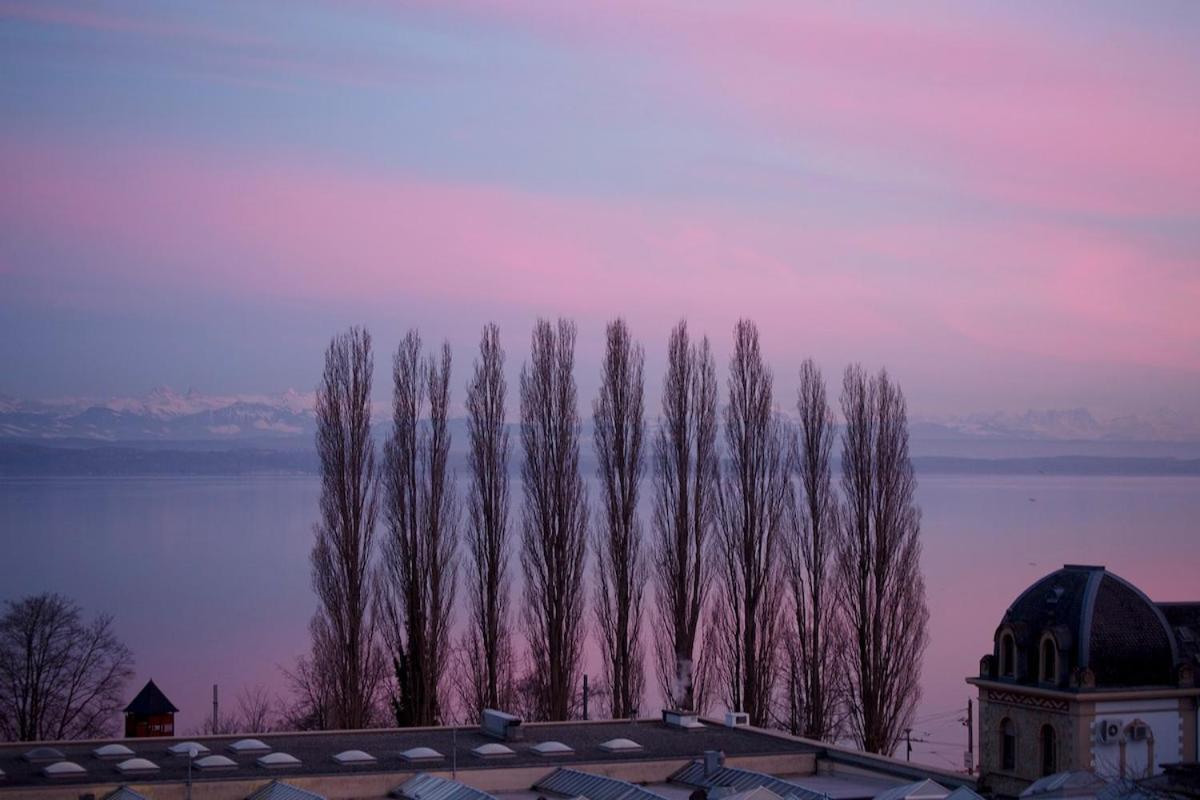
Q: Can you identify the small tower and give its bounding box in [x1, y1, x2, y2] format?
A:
[123, 679, 179, 738]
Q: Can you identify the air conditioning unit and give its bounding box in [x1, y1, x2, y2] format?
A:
[1096, 718, 1123, 744]
[725, 711, 749, 728]
[1128, 723, 1150, 742]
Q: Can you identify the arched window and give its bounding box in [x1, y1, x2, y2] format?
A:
[1001, 718, 1016, 771]
[1000, 632, 1016, 677]
[1040, 724, 1057, 776]
[1040, 636, 1057, 683]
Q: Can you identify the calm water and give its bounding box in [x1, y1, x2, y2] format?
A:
[1, 474, 1197, 769]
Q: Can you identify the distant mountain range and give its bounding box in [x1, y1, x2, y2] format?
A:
[2, 387, 1197, 446]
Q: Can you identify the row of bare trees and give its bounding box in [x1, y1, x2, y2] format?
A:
[299, 317, 927, 756]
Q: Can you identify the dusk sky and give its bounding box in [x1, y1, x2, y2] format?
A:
[2, 1, 1198, 418]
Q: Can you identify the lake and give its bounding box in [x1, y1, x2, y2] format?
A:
[1, 473, 1197, 770]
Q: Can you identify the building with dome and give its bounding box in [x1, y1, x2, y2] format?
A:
[968, 564, 1200, 797]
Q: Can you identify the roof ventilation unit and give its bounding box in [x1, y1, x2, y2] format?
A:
[93, 744, 135, 760]
[724, 711, 749, 728]
[228, 739, 271, 755]
[481, 708, 523, 741]
[663, 709, 704, 730]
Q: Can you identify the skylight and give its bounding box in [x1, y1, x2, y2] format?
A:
[23, 747, 65, 763]
[92, 744, 135, 760]
[257, 752, 301, 769]
[532, 741, 575, 756]
[333, 749, 377, 765]
[599, 738, 643, 753]
[400, 747, 444, 763]
[228, 739, 271, 755]
[168, 741, 211, 757]
[42, 761, 87, 779]
[472, 742, 515, 759]
[195, 755, 238, 771]
[116, 758, 160, 776]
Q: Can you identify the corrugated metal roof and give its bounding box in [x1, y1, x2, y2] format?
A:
[392, 772, 499, 800]
[245, 779, 327, 800]
[872, 780, 949, 800]
[535, 767, 668, 800]
[104, 788, 149, 800]
[669, 761, 829, 800]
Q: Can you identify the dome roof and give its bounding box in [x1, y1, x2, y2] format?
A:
[996, 564, 1177, 688]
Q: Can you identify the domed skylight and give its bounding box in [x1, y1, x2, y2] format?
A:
[257, 752, 301, 769]
[227, 739, 271, 755]
[599, 738, 643, 753]
[471, 742, 515, 759]
[532, 741, 575, 756]
[333, 749, 377, 765]
[168, 741, 211, 757]
[23, 747, 65, 763]
[92, 744, 135, 760]
[195, 755, 238, 771]
[116, 758, 160, 776]
[399, 747, 444, 763]
[42, 761, 86, 779]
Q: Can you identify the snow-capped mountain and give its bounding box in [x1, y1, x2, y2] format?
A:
[0, 387, 317, 443]
[912, 407, 1200, 442]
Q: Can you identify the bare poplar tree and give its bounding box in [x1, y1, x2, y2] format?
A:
[0, 593, 133, 741]
[378, 331, 458, 726]
[460, 323, 516, 719]
[592, 318, 647, 719]
[309, 326, 384, 730]
[837, 365, 929, 755]
[782, 359, 844, 739]
[520, 318, 588, 720]
[712, 319, 790, 727]
[651, 319, 718, 712]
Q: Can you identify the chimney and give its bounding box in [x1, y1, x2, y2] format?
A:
[663, 708, 702, 730]
[703, 750, 724, 777]
[481, 708, 523, 741]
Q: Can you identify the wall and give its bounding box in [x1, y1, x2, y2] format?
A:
[1092, 698, 1181, 779]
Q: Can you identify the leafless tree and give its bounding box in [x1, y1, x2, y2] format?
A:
[280, 639, 337, 731]
[236, 685, 276, 733]
[519, 318, 588, 720]
[378, 331, 458, 726]
[592, 318, 647, 719]
[0, 593, 133, 742]
[651, 319, 718, 712]
[308, 326, 386, 730]
[460, 323, 517, 720]
[781, 359, 845, 739]
[712, 319, 790, 727]
[836, 365, 929, 755]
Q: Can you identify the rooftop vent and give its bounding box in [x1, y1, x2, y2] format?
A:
[93, 743, 135, 760]
[116, 758, 160, 776]
[42, 761, 86, 779]
[168, 741, 211, 757]
[195, 754, 238, 771]
[400, 747, 444, 763]
[333, 749, 377, 766]
[663, 710, 703, 730]
[481, 708, 523, 741]
[23, 747, 65, 763]
[472, 742, 516, 759]
[228, 738, 271, 755]
[257, 752, 301, 769]
[599, 737, 643, 753]
[532, 741, 575, 757]
[703, 750, 724, 776]
[724, 711, 749, 728]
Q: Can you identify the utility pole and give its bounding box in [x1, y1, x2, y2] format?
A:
[212, 684, 219, 733]
[905, 728, 912, 762]
[583, 674, 589, 720]
[965, 699, 974, 774]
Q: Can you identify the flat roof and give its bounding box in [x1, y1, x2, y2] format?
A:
[0, 719, 818, 791]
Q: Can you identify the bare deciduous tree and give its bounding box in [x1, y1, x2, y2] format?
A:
[592, 318, 647, 719]
[236, 685, 276, 733]
[308, 326, 385, 730]
[652, 319, 718, 712]
[460, 323, 516, 720]
[712, 319, 790, 727]
[519, 318, 588, 720]
[837, 365, 929, 755]
[378, 331, 458, 726]
[781, 359, 844, 739]
[0, 593, 134, 742]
